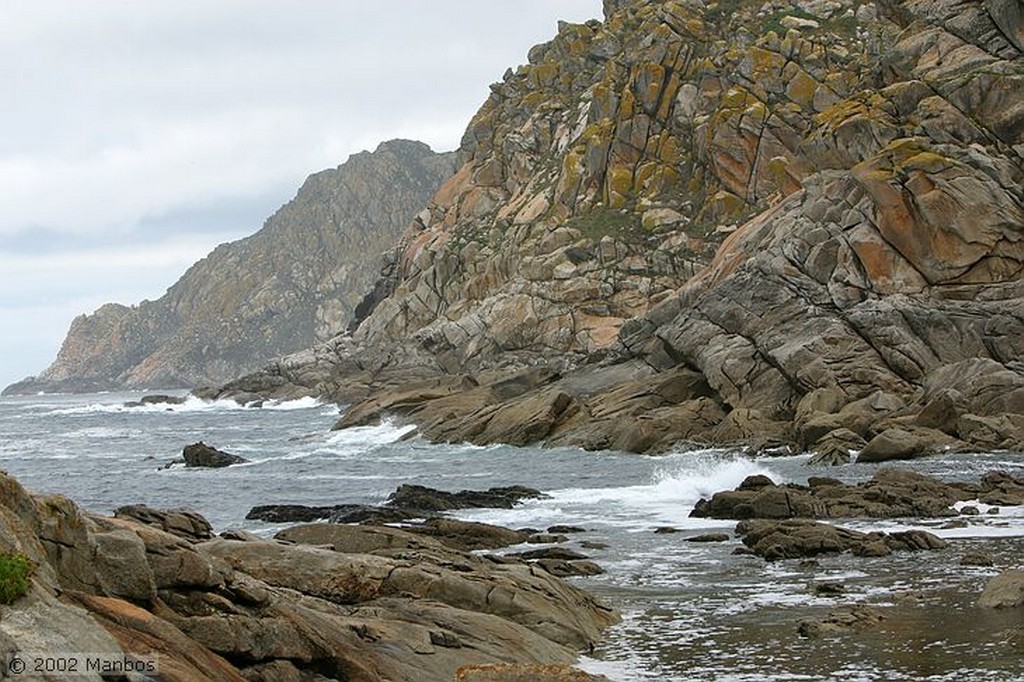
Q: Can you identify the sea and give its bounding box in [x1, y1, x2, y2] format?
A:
[1, 391, 1022, 681]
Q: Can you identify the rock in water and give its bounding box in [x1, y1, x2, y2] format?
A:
[385, 484, 548, 511]
[979, 570, 1024, 608]
[181, 442, 248, 468]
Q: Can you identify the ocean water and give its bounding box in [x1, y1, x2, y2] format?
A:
[1, 391, 1023, 681]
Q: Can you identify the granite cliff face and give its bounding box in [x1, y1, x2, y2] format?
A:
[3, 140, 456, 395]
[212, 0, 1023, 457]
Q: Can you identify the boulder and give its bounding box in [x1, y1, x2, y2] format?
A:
[857, 427, 959, 463]
[960, 552, 995, 567]
[979, 570, 1024, 608]
[182, 442, 249, 468]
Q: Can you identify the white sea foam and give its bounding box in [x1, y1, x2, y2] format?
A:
[325, 420, 417, 449]
[43, 394, 327, 416]
[459, 452, 775, 531]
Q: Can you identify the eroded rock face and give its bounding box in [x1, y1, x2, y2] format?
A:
[0, 471, 617, 682]
[213, 0, 1024, 457]
[3, 140, 456, 395]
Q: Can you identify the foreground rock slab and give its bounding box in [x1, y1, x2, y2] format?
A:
[0, 471, 617, 681]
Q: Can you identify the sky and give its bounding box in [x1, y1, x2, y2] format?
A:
[0, 0, 601, 389]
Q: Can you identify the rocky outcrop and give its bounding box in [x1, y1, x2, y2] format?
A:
[210, 0, 1024, 458]
[0, 471, 617, 681]
[4, 140, 456, 395]
[690, 468, 1024, 520]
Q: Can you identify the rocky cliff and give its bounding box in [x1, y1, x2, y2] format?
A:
[3, 140, 456, 395]
[220, 0, 1024, 458]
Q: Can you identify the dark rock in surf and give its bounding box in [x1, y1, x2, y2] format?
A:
[182, 442, 249, 468]
[685, 532, 731, 543]
[245, 503, 421, 525]
[385, 483, 548, 511]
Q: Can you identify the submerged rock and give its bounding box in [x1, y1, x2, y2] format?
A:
[797, 606, 887, 638]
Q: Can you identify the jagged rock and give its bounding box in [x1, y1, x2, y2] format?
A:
[145, 0, 1024, 457]
[182, 442, 249, 468]
[979, 570, 1024, 608]
[857, 427, 961, 463]
[4, 141, 456, 395]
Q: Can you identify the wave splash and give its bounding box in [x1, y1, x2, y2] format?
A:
[461, 450, 778, 531]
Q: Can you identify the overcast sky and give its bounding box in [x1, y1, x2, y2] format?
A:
[0, 0, 601, 390]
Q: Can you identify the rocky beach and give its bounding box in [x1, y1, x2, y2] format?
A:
[1, 393, 1023, 680]
[2, 0, 1023, 679]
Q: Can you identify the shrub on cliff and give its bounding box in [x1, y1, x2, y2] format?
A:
[0, 551, 32, 604]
